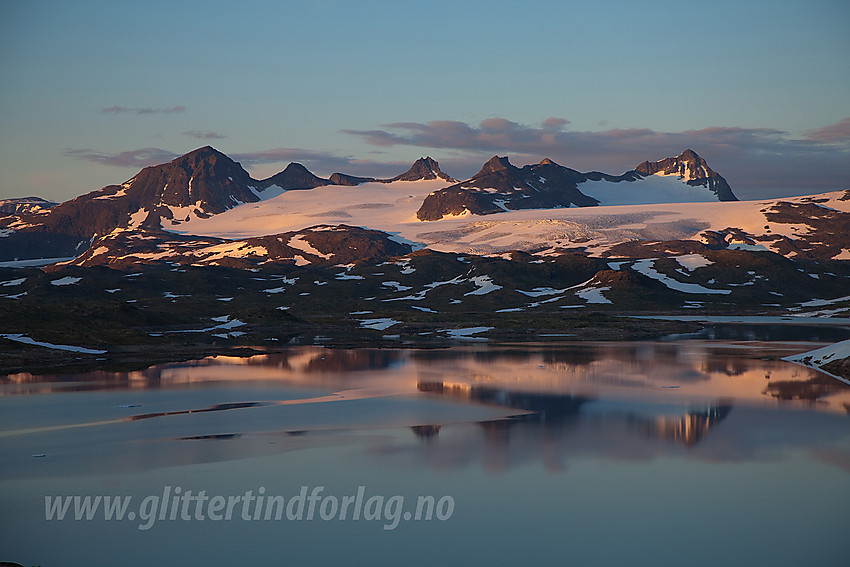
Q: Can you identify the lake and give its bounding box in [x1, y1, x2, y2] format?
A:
[1, 340, 848, 566]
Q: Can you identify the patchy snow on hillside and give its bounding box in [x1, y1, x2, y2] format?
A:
[0, 333, 107, 354]
[631, 259, 731, 295]
[288, 234, 332, 259]
[783, 339, 850, 385]
[169, 172, 849, 260]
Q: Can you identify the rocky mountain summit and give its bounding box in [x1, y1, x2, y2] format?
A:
[0, 197, 56, 215]
[635, 149, 736, 201]
[416, 150, 737, 220]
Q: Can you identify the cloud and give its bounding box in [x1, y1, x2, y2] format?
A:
[61, 115, 850, 200]
[229, 148, 409, 180]
[344, 118, 850, 199]
[100, 105, 186, 115]
[806, 117, 850, 142]
[183, 130, 226, 140]
[62, 145, 417, 180]
[64, 148, 179, 168]
[542, 117, 570, 128]
[230, 148, 355, 169]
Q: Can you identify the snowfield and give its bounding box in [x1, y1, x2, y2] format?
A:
[577, 175, 720, 206]
[173, 179, 850, 258]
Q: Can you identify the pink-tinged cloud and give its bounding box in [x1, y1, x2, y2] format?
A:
[183, 130, 226, 140]
[542, 117, 570, 128]
[100, 105, 187, 115]
[343, 118, 850, 199]
[63, 145, 424, 181]
[64, 148, 179, 168]
[230, 148, 356, 170]
[230, 148, 417, 180]
[806, 118, 850, 142]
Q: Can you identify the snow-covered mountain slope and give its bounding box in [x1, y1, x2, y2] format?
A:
[632, 148, 736, 201]
[3, 147, 847, 265]
[0, 150, 453, 262]
[576, 175, 722, 206]
[175, 178, 449, 241]
[176, 173, 850, 260]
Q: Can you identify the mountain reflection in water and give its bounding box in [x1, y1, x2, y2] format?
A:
[1, 340, 848, 480]
[417, 380, 733, 447]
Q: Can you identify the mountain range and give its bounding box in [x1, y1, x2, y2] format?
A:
[1, 146, 849, 375]
[1, 146, 737, 263]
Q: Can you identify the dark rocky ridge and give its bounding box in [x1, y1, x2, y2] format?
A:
[417, 156, 606, 220]
[416, 150, 737, 221]
[0, 147, 260, 260]
[67, 224, 412, 269]
[262, 162, 330, 191]
[329, 172, 376, 186]
[0, 197, 56, 215]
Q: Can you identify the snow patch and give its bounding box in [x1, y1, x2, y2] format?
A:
[128, 208, 149, 229]
[410, 306, 437, 313]
[442, 326, 493, 339]
[575, 287, 612, 304]
[0, 257, 78, 268]
[51, 276, 82, 286]
[382, 281, 413, 292]
[288, 234, 332, 259]
[359, 318, 402, 330]
[517, 287, 567, 297]
[0, 333, 107, 354]
[675, 254, 713, 271]
[632, 259, 731, 295]
[464, 275, 502, 296]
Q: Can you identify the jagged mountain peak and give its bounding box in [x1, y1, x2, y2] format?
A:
[261, 162, 329, 191]
[679, 148, 700, 161]
[282, 162, 312, 174]
[635, 149, 711, 179]
[386, 157, 457, 182]
[182, 145, 225, 159]
[634, 149, 737, 201]
[162, 146, 248, 177]
[539, 158, 559, 166]
[125, 146, 255, 208]
[478, 155, 515, 175]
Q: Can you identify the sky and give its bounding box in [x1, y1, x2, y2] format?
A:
[0, 0, 848, 202]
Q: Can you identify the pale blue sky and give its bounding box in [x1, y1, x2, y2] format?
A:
[1, 0, 848, 201]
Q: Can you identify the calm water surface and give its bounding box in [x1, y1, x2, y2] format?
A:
[1, 340, 848, 566]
